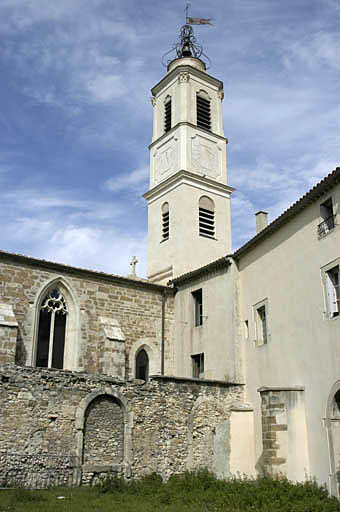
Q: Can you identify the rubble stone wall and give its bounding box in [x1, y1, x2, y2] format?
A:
[0, 365, 244, 486]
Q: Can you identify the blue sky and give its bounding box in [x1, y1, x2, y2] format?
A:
[1, 0, 340, 278]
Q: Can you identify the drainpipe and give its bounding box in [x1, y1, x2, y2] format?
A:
[161, 291, 166, 375]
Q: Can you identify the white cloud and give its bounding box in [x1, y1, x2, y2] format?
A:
[283, 32, 340, 72]
[105, 167, 149, 193]
[86, 74, 127, 103]
[43, 226, 147, 277]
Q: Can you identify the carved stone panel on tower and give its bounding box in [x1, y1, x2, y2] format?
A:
[153, 137, 179, 184]
[191, 135, 221, 179]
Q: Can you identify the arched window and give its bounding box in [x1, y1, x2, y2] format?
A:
[332, 390, 340, 418]
[196, 92, 211, 131]
[36, 288, 68, 369]
[164, 96, 172, 133]
[162, 202, 170, 241]
[199, 196, 215, 238]
[136, 349, 149, 380]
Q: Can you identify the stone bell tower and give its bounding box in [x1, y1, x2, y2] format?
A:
[144, 25, 234, 285]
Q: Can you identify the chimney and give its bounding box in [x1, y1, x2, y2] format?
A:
[255, 211, 268, 234]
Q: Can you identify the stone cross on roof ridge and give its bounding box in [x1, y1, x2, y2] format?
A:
[129, 256, 138, 277]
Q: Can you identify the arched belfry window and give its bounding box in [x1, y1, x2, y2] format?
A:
[136, 349, 149, 381]
[164, 96, 172, 133]
[199, 196, 215, 238]
[36, 288, 68, 369]
[162, 202, 170, 241]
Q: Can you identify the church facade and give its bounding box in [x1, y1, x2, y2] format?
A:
[1, 29, 340, 495]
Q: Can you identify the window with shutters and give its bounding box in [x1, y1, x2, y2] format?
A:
[36, 288, 68, 369]
[161, 202, 170, 241]
[196, 93, 211, 131]
[164, 97, 172, 133]
[324, 264, 340, 318]
[199, 196, 215, 239]
[192, 353, 204, 379]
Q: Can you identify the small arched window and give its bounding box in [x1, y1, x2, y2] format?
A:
[136, 349, 149, 381]
[199, 196, 215, 238]
[162, 202, 170, 241]
[164, 97, 172, 133]
[36, 288, 68, 369]
[197, 92, 211, 131]
[332, 390, 340, 418]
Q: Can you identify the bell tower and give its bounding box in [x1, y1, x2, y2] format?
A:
[144, 25, 234, 284]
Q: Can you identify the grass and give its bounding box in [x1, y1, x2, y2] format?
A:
[0, 470, 340, 511]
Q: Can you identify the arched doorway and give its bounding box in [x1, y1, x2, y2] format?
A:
[135, 349, 149, 380]
[83, 395, 124, 466]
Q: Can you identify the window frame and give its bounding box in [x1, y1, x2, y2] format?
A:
[32, 277, 80, 371]
[161, 202, 170, 242]
[192, 288, 203, 327]
[196, 92, 211, 132]
[191, 353, 204, 379]
[322, 259, 340, 320]
[253, 298, 269, 346]
[199, 196, 215, 239]
[36, 288, 68, 369]
[164, 96, 172, 133]
[318, 197, 337, 238]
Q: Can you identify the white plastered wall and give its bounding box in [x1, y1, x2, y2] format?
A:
[238, 181, 340, 487]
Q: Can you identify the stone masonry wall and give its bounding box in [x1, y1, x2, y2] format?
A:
[83, 395, 124, 466]
[0, 304, 18, 364]
[260, 390, 287, 474]
[0, 253, 174, 379]
[0, 365, 244, 486]
[259, 387, 308, 480]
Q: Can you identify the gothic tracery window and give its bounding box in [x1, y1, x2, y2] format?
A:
[36, 289, 68, 369]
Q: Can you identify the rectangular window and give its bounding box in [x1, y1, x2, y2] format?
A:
[244, 320, 249, 339]
[192, 288, 203, 326]
[253, 299, 269, 346]
[326, 266, 340, 318]
[318, 197, 335, 237]
[257, 306, 267, 345]
[192, 353, 204, 379]
[164, 99, 172, 133]
[196, 95, 211, 131]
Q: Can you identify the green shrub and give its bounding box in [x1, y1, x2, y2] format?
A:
[2, 471, 340, 511]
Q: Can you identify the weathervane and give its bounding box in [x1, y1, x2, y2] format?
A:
[162, 0, 212, 68]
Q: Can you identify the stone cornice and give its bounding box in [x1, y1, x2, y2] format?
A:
[149, 121, 228, 150]
[0, 250, 173, 294]
[151, 64, 223, 97]
[149, 374, 244, 387]
[143, 170, 235, 203]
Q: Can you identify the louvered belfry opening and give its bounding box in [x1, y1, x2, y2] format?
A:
[197, 94, 211, 131]
[162, 202, 170, 241]
[199, 196, 215, 238]
[164, 98, 172, 133]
